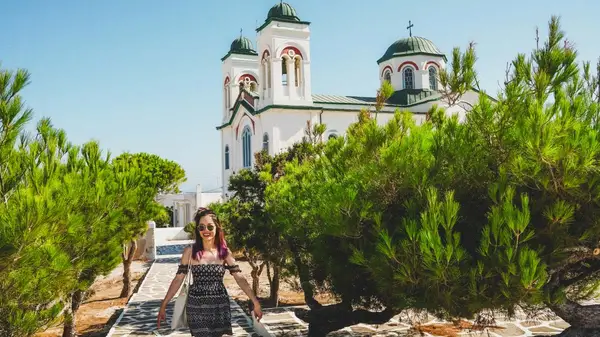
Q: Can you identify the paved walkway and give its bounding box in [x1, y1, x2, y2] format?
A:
[106, 256, 259, 337]
[105, 245, 593, 336]
[257, 306, 571, 336]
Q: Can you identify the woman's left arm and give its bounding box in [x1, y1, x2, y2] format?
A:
[225, 249, 263, 319]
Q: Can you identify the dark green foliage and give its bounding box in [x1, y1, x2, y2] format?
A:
[263, 17, 600, 334]
[113, 152, 186, 195]
[214, 125, 323, 305]
[184, 221, 196, 239]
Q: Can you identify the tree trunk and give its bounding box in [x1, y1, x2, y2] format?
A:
[269, 263, 280, 307]
[243, 250, 264, 296]
[289, 239, 321, 310]
[266, 261, 272, 289]
[120, 240, 137, 298]
[293, 304, 397, 337]
[62, 289, 84, 337]
[249, 262, 265, 295]
[546, 299, 600, 329]
[250, 268, 259, 295]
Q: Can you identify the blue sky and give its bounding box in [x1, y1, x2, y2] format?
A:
[1, 0, 599, 192]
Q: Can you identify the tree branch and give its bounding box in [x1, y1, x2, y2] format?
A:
[294, 304, 400, 336]
[549, 247, 600, 276]
[546, 299, 600, 329]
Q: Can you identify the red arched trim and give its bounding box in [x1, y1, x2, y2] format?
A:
[425, 61, 440, 69]
[224, 76, 230, 85]
[239, 74, 257, 82]
[397, 61, 419, 71]
[280, 46, 303, 58]
[381, 65, 393, 77]
[261, 50, 270, 59]
[235, 115, 256, 139]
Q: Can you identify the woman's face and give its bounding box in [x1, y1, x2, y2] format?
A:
[197, 215, 217, 241]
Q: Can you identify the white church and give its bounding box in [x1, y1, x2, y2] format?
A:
[217, 2, 480, 197]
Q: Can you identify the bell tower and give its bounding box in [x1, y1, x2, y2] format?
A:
[221, 33, 259, 122]
[256, 2, 313, 107]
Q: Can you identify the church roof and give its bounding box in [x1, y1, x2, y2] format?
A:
[313, 89, 441, 107]
[257, 2, 310, 32]
[221, 36, 258, 61]
[377, 36, 446, 64]
[216, 89, 444, 130]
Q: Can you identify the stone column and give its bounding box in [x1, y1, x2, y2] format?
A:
[287, 58, 295, 99]
[302, 60, 312, 100]
[272, 58, 282, 103]
[145, 221, 156, 261]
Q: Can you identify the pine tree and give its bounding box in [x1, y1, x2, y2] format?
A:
[0, 64, 184, 337]
[265, 17, 600, 336]
[0, 66, 73, 337]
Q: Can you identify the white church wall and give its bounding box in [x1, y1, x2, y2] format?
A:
[221, 126, 234, 187]
[444, 90, 482, 123]
[155, 227, 189, 245]
[259, 108, 320, 151]
[321, 109, 430, 138]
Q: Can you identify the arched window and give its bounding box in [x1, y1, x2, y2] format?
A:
[294, 56, 302, 87]
[328, 133, 338, 140]
[262, 60, 267, 93]
[250, 82, 257, 92]
[281, 56, 289, 86]
[261, 51, 272, 89]
[224, 145, 230, 170]
[383, 70, 392, 84]
[429, 67, 438, 90]
[262, 133, 269, 153]
[242, 126, 252, 168]
[403, 67, 414, 89]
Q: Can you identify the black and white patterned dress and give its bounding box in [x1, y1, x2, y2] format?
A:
[176, 263, 240, 337]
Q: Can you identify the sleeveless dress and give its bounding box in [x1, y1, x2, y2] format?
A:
[176, 262, 241, 337]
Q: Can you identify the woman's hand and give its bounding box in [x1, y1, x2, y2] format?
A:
[252, 300, 263, 321]
[157, 305, 167, 328]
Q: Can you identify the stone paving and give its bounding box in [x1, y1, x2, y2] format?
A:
[106, 255, 259, 337]
[106, 243, 595, 337]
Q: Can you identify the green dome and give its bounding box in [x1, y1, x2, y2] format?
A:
[222, 35, 258, 61]
[229, 36, 257, 54]
[377, 36, 445, 64]
[267, 2, 300, 21]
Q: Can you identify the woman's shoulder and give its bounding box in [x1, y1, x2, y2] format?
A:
[180, 246, 193, 263]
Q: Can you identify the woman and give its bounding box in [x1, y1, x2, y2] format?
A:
[157, 207, 262, 336]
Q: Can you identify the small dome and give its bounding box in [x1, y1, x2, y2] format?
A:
[267, 2, 300, 22]
[229, 36, 257, 54]
[377, 36, 445, 64]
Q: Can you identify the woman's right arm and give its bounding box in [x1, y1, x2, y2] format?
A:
[157, 247, 192, 326]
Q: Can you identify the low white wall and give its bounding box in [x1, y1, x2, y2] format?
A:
[155, 227, 190, 245]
